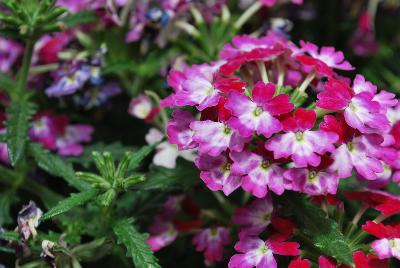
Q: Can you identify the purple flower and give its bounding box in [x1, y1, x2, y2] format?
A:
[317, 78, 391, 134]
[230, 150, 285, 198]
[17, 201, 43, 240]
[192, 227, 230, 262]
[195, 153, 242, 196]
[226, 82, 293, 138]
[0, 38, 23, 72]
[76, 82, 121, 109]
[228, 234, 300, 268]
[300, 41, 354, 71]
[266, 108, 338, 167]
[284, 168, 339, 195]
[166, 110, 197, 150]
[191, 120, 247, 157]
[232, 197, 274, 235]
[55, 125, 94, 156]
[147, 217, 178, 251]
[45, 68, 90, 97]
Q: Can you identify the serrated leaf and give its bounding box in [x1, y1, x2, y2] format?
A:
[41, 189, 98, 221]
[112, 218, 160, 268]
[61, 10, 97, 28]
[127, 143, 158, 172]
[135, 160, 198, 191]
[0, 71, 16, 92]
[282, 193, 353, 265]
[6, 100, 35, 166]
[29, 143, 89, 191]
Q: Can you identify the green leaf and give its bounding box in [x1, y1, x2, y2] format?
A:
[6, 100, 35, 166]
[61, 10, 97, 28]
[281, 193, 353, 265]
[41, 189, 98, 221]
[29, 143, 90, 191]
[0, 191, 16, 225]
[0, 230, 21, 242]
[112, 218, 160, 268]
[66, 142, 135, 168]
[0, 71, 16, 92]
[127, 143, 158, 172]
[135, 160, 198, 191]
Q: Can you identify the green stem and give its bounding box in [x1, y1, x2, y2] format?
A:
[256, 61, 269, 83]
[212, 191, 234, 215]
[16, 38, 35, 98]
[298, 70, 316, 93]
[144, 90, 169, 130]
[234, 1, 262, 29]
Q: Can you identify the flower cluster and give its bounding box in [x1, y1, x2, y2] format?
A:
[161, 32, 400, 266]
[0, 110, 93, 164]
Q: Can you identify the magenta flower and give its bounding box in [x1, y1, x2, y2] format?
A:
[195, 153, 242, 196]
[192, 227, 230, 262]
[260, 0, 303, 6]
[362, 221, 400, 260]
[0, 38, 23, 73]
[317, 78, 391, 133]
[170, 63, 225, 111]
[55, 124, 94, 156]
[320, 115, 384, 180]
[228, 234, 300, 268]
[230, 149, 285, 197]
[232, 197, 274, 235]
[300, 41, 354, 71]
[191, 120, 247, 157]
[284, 167, 339, 196]
[226, 82, 293, 138]
[266, 108, 338, 167]
[166, 110, 196, 150]
[147, 217, 178, 252]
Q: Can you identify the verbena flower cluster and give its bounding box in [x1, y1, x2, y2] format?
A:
[157, 32, 400, 266]
[2, 0, 400, 267]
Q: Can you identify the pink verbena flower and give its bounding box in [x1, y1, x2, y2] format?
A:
[166, 110, 196, 150]
[284, 157, 339, 195]
[55, 124, 94, 156]
[230, 149, 285, 197]
[163, 62, 236, 110]
[195, 153, 242, 196]
[192, 227, 230, 262]
[320, 115, 384, 180]
[266, 108, 338, 167]
[147, 218, 178, 251]
[228, 233, 300, 268]
[362, 221, 400, 260]
[260, 0, 303, 7]
[190, 120, 246, 157]
[0, 37, 23, 73]
[226, 82, 294, 138]
[232, 197, 274, 235]
[317, 78, 391, 133]
[300, 41, 354, 71]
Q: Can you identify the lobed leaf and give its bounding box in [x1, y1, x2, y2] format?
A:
[112, 218, 160, 268]
[282, 193, 353, 265]
[41, 189, 98, 221]
[6, 100, 35, 166]
[29, 143, 90, 191]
